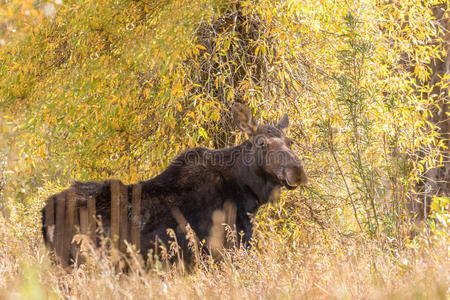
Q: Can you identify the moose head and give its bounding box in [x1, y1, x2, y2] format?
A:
[232, 103, 308, 190]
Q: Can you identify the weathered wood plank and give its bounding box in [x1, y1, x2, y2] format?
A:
[79, 207, 88, 235]
[87, 196, 96, 242]
[63, 188, 76, 264]
[110, 179, 121, 249]
[71, 206, 80, 264]
[55, 192, 66, 265]
[119, 183, 128, 252]
[131, 184, 141, 251]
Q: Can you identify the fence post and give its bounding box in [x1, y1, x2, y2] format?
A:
[119, 183, 128, 252]
[63, 188, 76, 265]
[55, 192, 66, 265]
[79, 206, 88, 235]
[110, 179, 121, 249]
[131, 184, 141, 252]
[87, 196, 96, 243]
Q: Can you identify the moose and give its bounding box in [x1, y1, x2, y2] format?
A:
[41, 103, 307, 265]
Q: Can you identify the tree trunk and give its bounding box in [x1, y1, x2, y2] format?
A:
[412, 4, 449, 219]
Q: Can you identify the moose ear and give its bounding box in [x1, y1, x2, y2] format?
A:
[232, 103, 258, 136]
[276, 114, 289, 131]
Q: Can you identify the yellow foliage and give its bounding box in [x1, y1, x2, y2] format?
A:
[0, 0, 448, 297]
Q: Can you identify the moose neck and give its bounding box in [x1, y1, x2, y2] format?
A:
[235, 140, 281, 205]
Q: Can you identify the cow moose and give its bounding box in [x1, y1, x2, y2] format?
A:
[41, 103, 307, 266]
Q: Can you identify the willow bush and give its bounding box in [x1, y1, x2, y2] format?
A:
[0, 0, 448, 257]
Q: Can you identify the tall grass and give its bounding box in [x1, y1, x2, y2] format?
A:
[0, 2, 448, 299]
[0, 204, 448, 300]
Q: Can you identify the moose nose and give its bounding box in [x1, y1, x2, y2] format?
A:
[285, 164, 308, 187]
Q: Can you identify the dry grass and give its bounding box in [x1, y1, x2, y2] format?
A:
[0, 207, 448, 300]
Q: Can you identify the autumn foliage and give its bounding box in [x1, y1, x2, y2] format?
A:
[0, 0, 448, 299]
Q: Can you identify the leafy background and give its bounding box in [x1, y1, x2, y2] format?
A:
[0, 0, 448, 299]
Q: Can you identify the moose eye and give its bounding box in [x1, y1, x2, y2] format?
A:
[254, 136, 267, 148]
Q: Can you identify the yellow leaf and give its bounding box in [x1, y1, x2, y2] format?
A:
[196, 44, 206, 50]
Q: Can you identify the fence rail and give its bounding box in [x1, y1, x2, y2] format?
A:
[44, 180, 142, 266]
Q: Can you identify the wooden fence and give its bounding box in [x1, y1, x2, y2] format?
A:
[44, 180, 142, 266]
